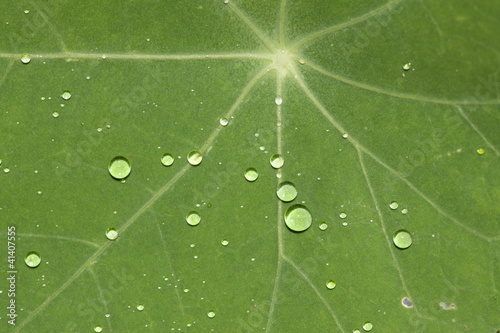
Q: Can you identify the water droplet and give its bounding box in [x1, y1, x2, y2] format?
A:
[284, 205, 312, 232]
[52, 112, 59, 118]
[270, 154, 284, 169]
[4, 167, 10, 173]
[61, 91, 71, 100]
[401, 297, 413, 308]
[219, 118, 228, 126]
[221, 239, 229, 246]
[326, 280, 336, 289]
[393, 230, 412, 249]
[223, 0, 229, 3]
[275, 96, 283, 105]
[342, 133, 349, 139]
[25, 251, 41, 268]
[362, 322, 373, 331]
[137, 304, 144, 311]
[477, 148, 485, 155]
[339, 212, 347, 219]
[319, 222, 328, 231]
[353, 330, 361, 333]
[389, 201, 399, 210]
[401, 208, 408, 214]
[402, 63, 411, 71]
[94, 325, 103, 332]
[298, 58, 305, 64]
[276, 182, 297, 202]
[187, 151, 202, 166]
[21, 54, 31, 64]
[186, 212, 201, 226]
[108, 156, 131, 180]
[161, 153, 174, 166]
[244, 168, 258, 182]
[207, 311, 216, 318]
[105, 228, 119, 240]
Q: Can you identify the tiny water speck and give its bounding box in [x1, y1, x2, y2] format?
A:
[94, 325, 103, 332]
[389, 201, 399, 210]
[105, 228, 119, 240]
[362, 322, 373, 332]
[186, 212, 201, 226]
[61, 91, 72, 100]
[219, 118, 229, 126]
[21, 54, 31, 64]
[477, 148, 485, 155]
[187, 151, 202, 166]
[161, 153, 174, 166]
[244, 168, 258, 182]
[137, 304, 144, 311]
[25, 251, 41, 268]
[207, 310, 215, 318]
[284, 205, 312, 232]
[319, 222, 328, 231]
[276, 182, 297, 202]
[393, 230, 412, 249]
[326, 280, 336, 289]
[108, 156, 131, 180]
[270, 154, 284, 169]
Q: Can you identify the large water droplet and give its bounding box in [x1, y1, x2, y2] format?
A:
[389, 201, 399, 210]
[270, 154, 284, 169]
[108, 156, 131, 180]
[276, 182, 297, 202]
[326, 280, 336, 289]
[207, 311, 216, 318]
[362, 322, 373, 331]
[161, 153, 174, 166]
[94, 325, 103, 332]
[187, 151, 202, 166]
[105, 228, 119, 240]
[186, 212, 201, 226]
[25, 251, 41, 268]
[393, 230, 412, 249]
[21, 54, 31, 64]
[284, 205, 312, 232]
[244, 168, 258, 182]
[61, 91, 72, 100]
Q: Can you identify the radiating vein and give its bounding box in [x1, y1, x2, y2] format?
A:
[456, 105, 500, 156]
[224, 1, 277, 52]
[278, 0, 288, 48]
[28, 0, 68, 53]
[17, 233, 100, 248]
[283, 256, 346, 332]
[290, 65, 494, 242]
[305, 60, 500, 105]
[356, 149, 420, 316]
[13, 66, 271, 332]
[290, 0, 403, 52]
[0, 59, 14, 88]
[0, 52, 273, 61]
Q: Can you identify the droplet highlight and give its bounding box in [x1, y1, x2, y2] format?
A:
[270, 154, 284, 169]
[25, 251, 41, 268]
[105, 228, 119, 240]
[108, 156, 131, 180]
[393, 230, 412, 249]
[326, 280, 336, 289]
[161, 153, 174, 166]
[187, 151, 202, 166]
[284, 205, 312, 232]
[186, 212, 201, 226]
[244, 168, 258, 182]
[276, 182, 297, 202]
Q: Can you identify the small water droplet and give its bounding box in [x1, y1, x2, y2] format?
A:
[244, 168, 258, 182]
[108, 156, 131, 180]
[298, 58, 305, 64]
[105, 228, 119, 240]
[52, 112, 59, 118]
[270, 154, 284, 169]
[353, 330, 361, 333]
[275, 96, 283, 105]
[221, 239, 229, 246]
[401, 208, 408, 214]
[61, 91, 72, 100]
[477, 148, 485, 155]
[402, 63, 411, 71]
[393, 230, 412, 249]
[362, 322, 373, 332]
[137, 304, 144, 311]
[342, 133, 349, 139]
[186, 212, 201, 226]
[389, 201, 399, 210]
[187, 151, 202, 166]
[339, 212, 347, 219]
[284, 205, 312, 232]
[25, 251, 41, 268]
[207, 311, 216, 318]
[401, 297, 413, 308]
[21, 54, 31, 64]
[326, 280, 336, 289]
[4, 167, 10, 173]
[319, 222, 328, 231]
[223, 0, 229, 3]
[161, 153, 174, 166]
[219, 118, 228, 126]
[94, 325, 103, 332]
[276, 182, 297, 202]
[183, 288, 189, 293]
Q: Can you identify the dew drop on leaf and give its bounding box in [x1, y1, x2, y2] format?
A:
[94, 325, 103, 332]
[319, 222, 328, 231]
[61, 91, 72, 100]
[21, 54, 31, 64]
[52, 112, 59, 118]
[393, 230, 412, 249]
[219, 117, 229, 126]
[105, 228, 118, 240]
[339, 212, 347, 219]
[402, 63, 411, 71]
[244, 168, 258, 182]
[270, 154, 284, 169]
[276, 182, 297, 202]
[186, 211, 201, 226]
[401, 297, 413, 308]
[207, 310, 216, 318]
[477, 148, 485, 155]
[108, 156, 131, 180]
[161, 153, 174, 166]
[221, 239, 229, 246]
[136, 304, 144, 311]
[389, 201, 399, 210]
[25, 251, 41, 268]
[187, 151, 202, 166]
[362, 322, 373, 331]
[284, 205, 312, 232]
[4, 167, 10, 173]
[326, 280, 336, 289]
[275, 96, 283, 105]
[401, 208, 408, 214]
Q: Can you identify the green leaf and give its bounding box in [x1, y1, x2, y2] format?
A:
[1, 0, 499, 332]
